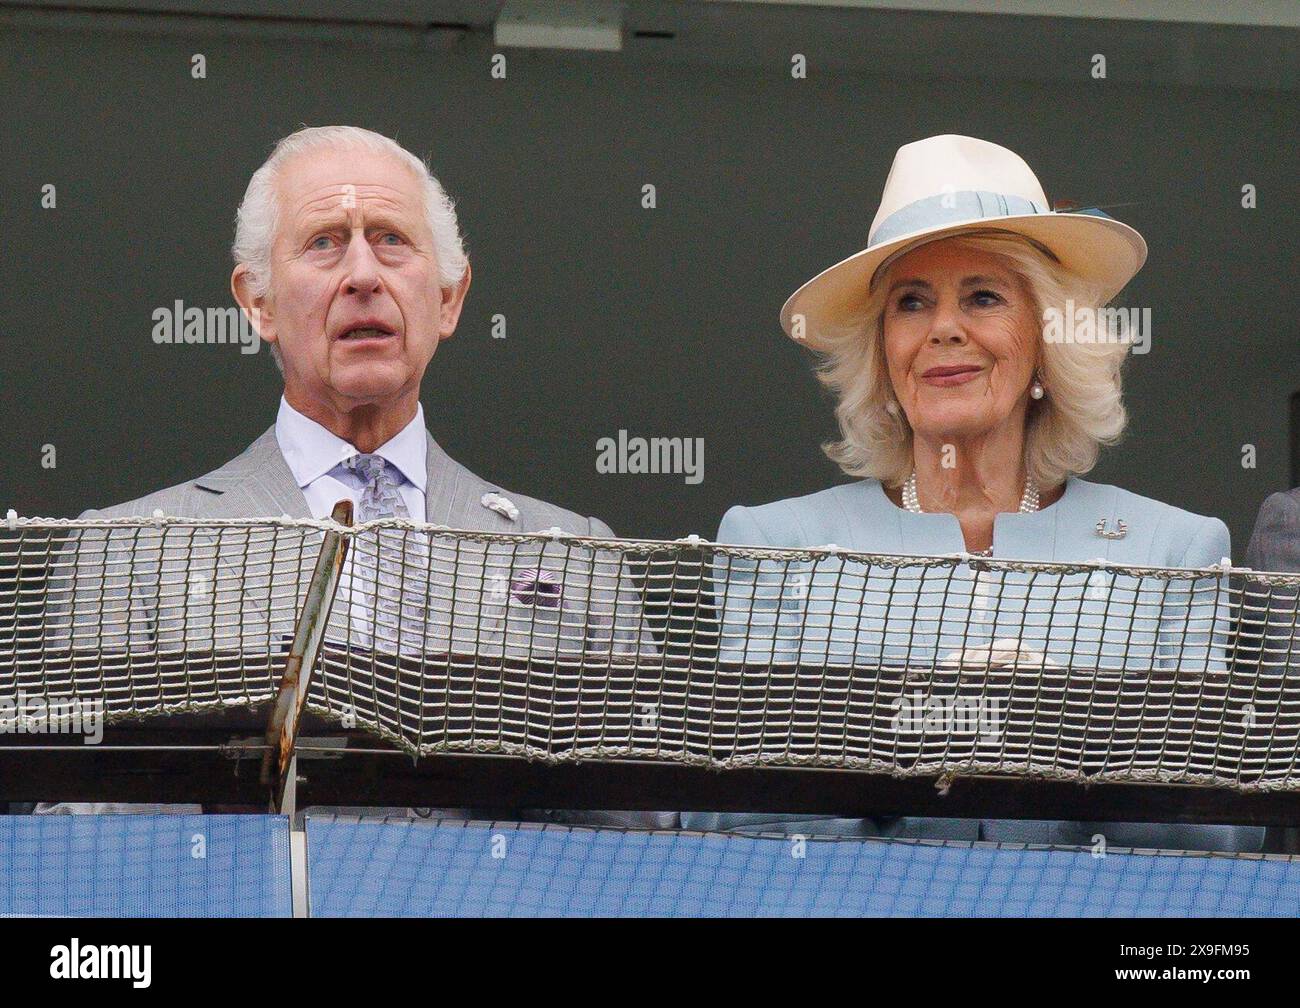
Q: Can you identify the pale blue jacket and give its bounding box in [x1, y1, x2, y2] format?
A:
[683, 477, 1262, 852]
[714, 476, 1231, 671]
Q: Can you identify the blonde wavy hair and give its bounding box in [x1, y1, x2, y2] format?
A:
[817, 232, 1130, 489]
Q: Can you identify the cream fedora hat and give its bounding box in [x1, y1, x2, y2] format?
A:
[779, 134, 1147, 350]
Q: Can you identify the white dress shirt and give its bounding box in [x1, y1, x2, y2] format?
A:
[276, 396, 432, 652]
[275, 395, 427, 520]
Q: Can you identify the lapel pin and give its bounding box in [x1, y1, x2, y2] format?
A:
[481, 492, 520, 522]
[1096, 518, 1127, 540]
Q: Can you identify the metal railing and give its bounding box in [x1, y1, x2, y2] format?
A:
[4, 513, 1300, 805]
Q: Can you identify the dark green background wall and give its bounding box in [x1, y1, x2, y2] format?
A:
[2, 2, 1296, 558]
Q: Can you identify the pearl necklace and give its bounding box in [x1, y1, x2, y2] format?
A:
[901, 471, 1040, 515]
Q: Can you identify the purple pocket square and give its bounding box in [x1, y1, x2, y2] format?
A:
[510, 568, 564, 608]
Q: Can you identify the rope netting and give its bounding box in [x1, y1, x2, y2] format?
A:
[3, 515, 1300, 789]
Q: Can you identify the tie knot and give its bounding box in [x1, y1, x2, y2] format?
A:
[341, 453, 410, 520]
[343, 453, 389, 483]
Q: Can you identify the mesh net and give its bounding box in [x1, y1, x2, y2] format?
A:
[303, 816, 1300, 918]
[4, 515, 1300, 790]
[0, 813, 290, 917]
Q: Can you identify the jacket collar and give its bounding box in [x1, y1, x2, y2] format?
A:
[193, 420, 469, 524]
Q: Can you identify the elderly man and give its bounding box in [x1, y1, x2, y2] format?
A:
[51, 125, 639, 648]
[107, 131, 617, 561]
[39, 126, 653, 817]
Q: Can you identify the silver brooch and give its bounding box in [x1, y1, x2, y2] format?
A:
[1096, 518, 1128, 540]
[481, 492, 519, 522]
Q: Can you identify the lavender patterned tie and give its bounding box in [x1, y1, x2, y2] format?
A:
[343, 453, 410, 522]
[340, 453, 426, 652]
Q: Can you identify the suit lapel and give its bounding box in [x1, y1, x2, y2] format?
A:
[193, 426, 312, 519]
[424, 429, 474, 526]
[188, 426, 315, 613]
[194, 424, 482, 524]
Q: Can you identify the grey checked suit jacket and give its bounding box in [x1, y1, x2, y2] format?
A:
[37, 424, 661, 823]
[46, 424, 648, 660]
[80, 423, 615, 532]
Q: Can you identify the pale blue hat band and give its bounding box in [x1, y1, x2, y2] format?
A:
[867, 190, 1075, 291]
[869, 190, 1050, 246]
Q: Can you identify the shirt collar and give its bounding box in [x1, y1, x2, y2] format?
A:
[275, 395, 428, 494]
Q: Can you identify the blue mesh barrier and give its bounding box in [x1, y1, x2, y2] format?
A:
[306, 817, 1300, 917]
[0, 815, 291, 918]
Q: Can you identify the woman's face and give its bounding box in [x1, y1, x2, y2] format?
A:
[881, 240, 1041, 444]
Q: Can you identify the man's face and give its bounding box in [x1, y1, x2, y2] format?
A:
[236, 145, 469, 410]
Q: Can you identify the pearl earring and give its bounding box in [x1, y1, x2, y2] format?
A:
[1030, 375, 1045, 400]
[885, 400, 900, 416]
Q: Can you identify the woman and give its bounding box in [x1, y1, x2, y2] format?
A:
[689, 135, 1259, 852]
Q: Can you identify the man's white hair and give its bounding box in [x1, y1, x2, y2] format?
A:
[816, 232, 1130, 490]
[231, 125, 469, 372]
